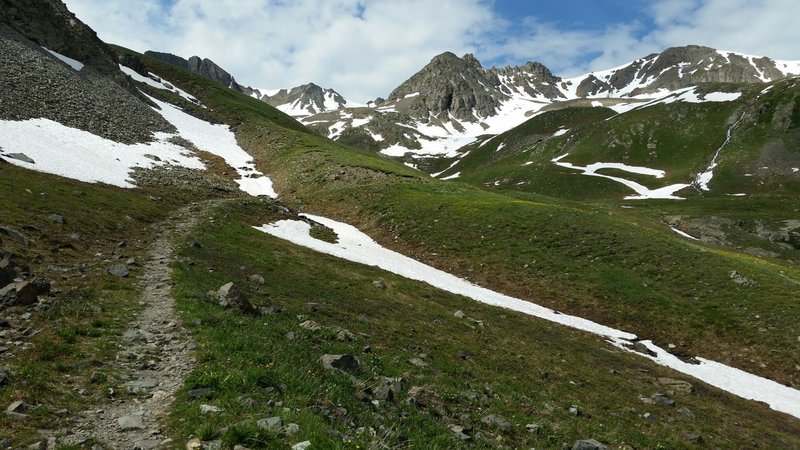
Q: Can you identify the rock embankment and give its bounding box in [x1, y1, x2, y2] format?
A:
[0, 26, 173, 144]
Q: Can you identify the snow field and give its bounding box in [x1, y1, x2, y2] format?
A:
[0, 119, 203, 187]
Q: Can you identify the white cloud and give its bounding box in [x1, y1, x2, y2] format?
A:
[483, 0, 800, 77]
[63, 0, 497, 103]
[62, 0, 800, 102]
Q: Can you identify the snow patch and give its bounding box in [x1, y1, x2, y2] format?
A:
[256, 215, 800, 420]
[0, 118, 203, 187]
[440, 172, 461, 180]
[146, 95, 276, 197]
[44, 47, 84, 71]
[669, 226, 699, 240]
[552, 154, 689, 200]
[553, 128, 568, 137]
[119, 65, 201, 105]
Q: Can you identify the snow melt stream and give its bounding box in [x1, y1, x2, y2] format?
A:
[256, 214, 800, 420]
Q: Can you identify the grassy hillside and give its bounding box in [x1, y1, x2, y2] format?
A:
[2, 44, 799, 448]
[166, 199, 800, 449]
[438, 80, 800, 202]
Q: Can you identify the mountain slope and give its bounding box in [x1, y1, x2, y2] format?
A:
[2, 2, 800, 448]
[300, 46, 800, 164]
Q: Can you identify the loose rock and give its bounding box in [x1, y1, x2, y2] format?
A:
[320, 354, 362, 373]
[211, 282, 258, 315]
[256, 416, 282, 430]
[572, 439, 609, 450]
[117, 414, 145, 431]
[108, 264, 130, 277]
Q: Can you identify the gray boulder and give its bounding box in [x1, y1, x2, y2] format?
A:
[107, 264, 129, 277]
[572, 439, 609, 450]
[211, 282, 258, 315]
[0, 278, 49, 306]
[320, 354, 362, 374]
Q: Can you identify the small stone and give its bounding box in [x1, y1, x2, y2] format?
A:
[453, 310, 465, 319]
[631, 341, 656, 357]
[118, 414, 145, 431]
[651, 393, 675, 406]
[374, 376, 403, 401]
[320, 354, 362, 373]
[677, 406, 695, 419]
[291, 441, 311, 450]
[372, 280, 385, 289]
[212, 282, 258, 315]
[187, 388, 212, 400]
[481, 414, 512, 433]
[125, 378, 158, 394]
[199, 404, 222, 414]
[285, 331, 298, 341]
[248, 274, 265, 285]
[285, 423, 300, 436]
[657, 377, 694, 394]
[299, 320, 321, 332]
[568, 405, 581, 416]
[409, 357, 428, 368]
[257, 416, 282, 430]
[526, 423, 543, 435]
[26, 442, 44, 450]
[571, 439, 609, 450]
[186, 438, 203, 450]
[133, 439, 160, 450]
[335, 329, 354, 341]
[108, 264, 129, 277]
[0, 227, 29, 245]
[48, 214, 65, 224]
[449, 424, 472, 441]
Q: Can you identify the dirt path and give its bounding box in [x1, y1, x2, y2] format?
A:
[61, 201, 219, 449]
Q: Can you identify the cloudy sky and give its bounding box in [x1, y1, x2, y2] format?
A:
[63, 0, 800, 103]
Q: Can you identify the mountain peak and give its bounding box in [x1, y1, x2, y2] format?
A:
[146, 51, 242, 91]
[462, 53, 482, 68]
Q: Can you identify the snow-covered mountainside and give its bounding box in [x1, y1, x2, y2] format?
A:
[245, 83, 347, 117]
[297, 46, 800, 163]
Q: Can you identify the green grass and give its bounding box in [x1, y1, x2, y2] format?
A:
[167, 200, 800, 449]
[0, 162, 203, 442]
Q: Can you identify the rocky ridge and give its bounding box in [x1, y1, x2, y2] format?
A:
[0, 27, 174, 144]
[145, 51, 243, 91]
[299, 47, 800, 160]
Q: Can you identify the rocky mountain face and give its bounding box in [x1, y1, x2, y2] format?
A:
[0, 4, 172, 143]
[0, 0, 149, 100]
[145, 51, 243, 91]
[299, 46, 800, 162]
[246, 83, 347, 116]
[568, 45, 797, 97]
[0, 0, 119, 76]
[387, 52, 562, 122]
